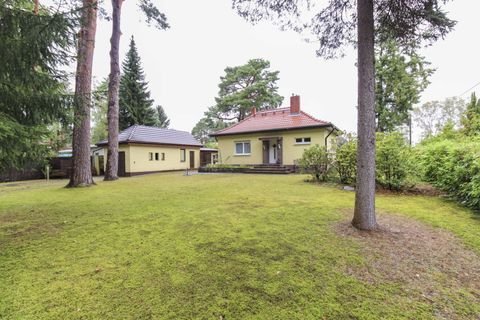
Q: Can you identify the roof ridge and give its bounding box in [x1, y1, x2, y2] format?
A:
[127, 125, 138, 141]
[136, 125, 192, 135]
[300, 110, 329, 124]
[213, 115, 252, 134]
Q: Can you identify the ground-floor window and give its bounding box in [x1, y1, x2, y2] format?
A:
[161, 153, 165, 161]
[180, 149, 186, 162]
[149, 152, 153, 161]
[155, 153, 159, 161]
[235, 141, 251, 155]
[295, 137, 311, 144]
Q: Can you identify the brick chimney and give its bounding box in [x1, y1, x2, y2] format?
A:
[251, 107, 256, 116]
[290, 94, 300, 114]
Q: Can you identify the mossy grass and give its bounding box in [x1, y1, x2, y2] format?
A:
[0, 173, 479, 319]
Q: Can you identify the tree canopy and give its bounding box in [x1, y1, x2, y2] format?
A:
[461, 92, 480, 136]
[414, 97, 465, 138]
[233, 0, 455, 59]
[191, 117, 228, 145]
[207, 59, 283, 122]
[375, 40, 434, 132]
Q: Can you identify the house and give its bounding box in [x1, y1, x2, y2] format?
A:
[210, 95, 340, 170]
[96, 125, 203, 176]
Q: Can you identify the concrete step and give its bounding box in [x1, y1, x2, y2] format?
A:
[244, 170, 291, 174]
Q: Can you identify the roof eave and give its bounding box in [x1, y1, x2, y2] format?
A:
[96, 140, 202, 148]
[210, 123, 335, 137]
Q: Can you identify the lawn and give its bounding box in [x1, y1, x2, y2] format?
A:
[0, 173, 479, 319]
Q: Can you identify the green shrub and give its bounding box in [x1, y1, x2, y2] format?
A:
[298, 145, 333, 182]
[334, 135, 357, 184]
[417, 138, 480, 210]
[332, 133, 415, 190]
[376, 132, 415, 190]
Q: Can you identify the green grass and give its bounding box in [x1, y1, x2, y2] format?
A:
[0, 173, 479, 319]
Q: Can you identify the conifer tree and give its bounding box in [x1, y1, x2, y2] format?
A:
[119, 36, 157, 130]
[154, 105, 170, 128]
[0, 0, 76, 171]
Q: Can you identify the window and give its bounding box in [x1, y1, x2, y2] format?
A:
[295, 137, 311, 144]
[161, 153, 165, 161]
[180, 149, 186, 162]
[149, 152, 153, 161]
[155, 153, 159, 161]
[212, 153, 218, 164]
[235, 141, 251, 155]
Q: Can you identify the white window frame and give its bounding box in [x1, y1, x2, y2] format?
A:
[295, 137, 311, 145]
[234, 141, 251, 155]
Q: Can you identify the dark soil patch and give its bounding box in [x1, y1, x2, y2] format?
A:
[335, 213, 480, 319]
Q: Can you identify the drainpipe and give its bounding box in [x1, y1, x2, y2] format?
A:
[324, 125, 336, 149]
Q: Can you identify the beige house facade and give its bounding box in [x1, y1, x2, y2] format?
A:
[96, 125, 202, 176]
[211, 95, 339, 169]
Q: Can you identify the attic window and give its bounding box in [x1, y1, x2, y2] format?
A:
[295, 137, 311, 145]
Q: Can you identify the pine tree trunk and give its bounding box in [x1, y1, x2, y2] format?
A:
[352, 0, 377, 230]
[67, 0, 97, 188]
[104, 0, 123, 181]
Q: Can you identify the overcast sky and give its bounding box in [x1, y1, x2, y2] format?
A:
[90, 0, 480, 135]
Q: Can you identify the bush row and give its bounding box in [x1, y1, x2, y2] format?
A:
[417, 139, 480, 210]
[299, 132, 416, 191]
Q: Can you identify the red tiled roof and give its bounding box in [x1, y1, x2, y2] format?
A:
[210, 108, 334, 136]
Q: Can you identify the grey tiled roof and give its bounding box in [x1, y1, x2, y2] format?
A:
[97, 125, 202, 147]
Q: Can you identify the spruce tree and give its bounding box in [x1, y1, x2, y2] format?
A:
[0, 0, 76, 172]
[119, 36, 157, 130]
[154, 105, 170, 128]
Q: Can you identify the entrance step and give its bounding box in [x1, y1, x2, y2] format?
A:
[244, 165, 293, 174]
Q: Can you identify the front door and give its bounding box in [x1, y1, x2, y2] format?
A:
[262, 140, 269, 164]
[189, 151, 195, 169]
[118, 151, 126, 177]
[269, 140, 277, 164]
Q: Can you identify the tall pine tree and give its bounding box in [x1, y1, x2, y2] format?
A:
[119, 36, 157, 130]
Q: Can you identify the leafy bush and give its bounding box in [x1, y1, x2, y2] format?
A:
[376, 132, 415, 190]
[332, 132, 415, 190]
[417, 138, 480, 210]
[334, 135, 357, 184]
[298, 145, 332, 182]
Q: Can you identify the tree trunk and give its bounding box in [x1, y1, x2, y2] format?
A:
[67, 0, 97, 188]
[352, 0, 377, 230]
[33, 0, 39, 14]
[104, 0, 123, 181]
